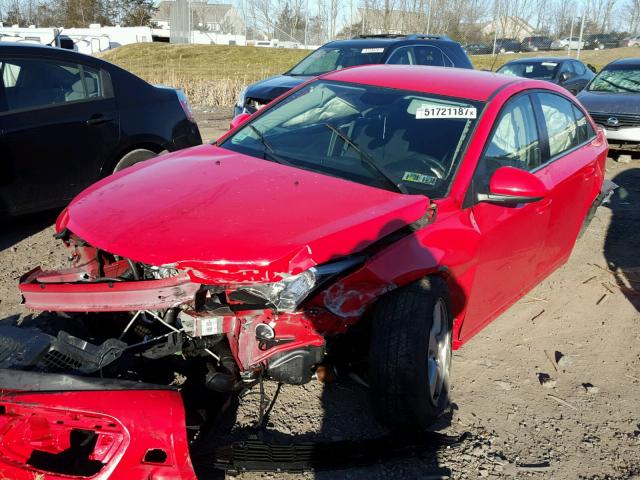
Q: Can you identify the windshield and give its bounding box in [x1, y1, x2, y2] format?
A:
[288, 46, 386, 76]
[588, 68, 640, 93]
[220, 81, 482, 197]
[498, 61, 558, 80]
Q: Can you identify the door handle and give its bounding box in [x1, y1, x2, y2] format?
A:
[86, 115, 113, 126]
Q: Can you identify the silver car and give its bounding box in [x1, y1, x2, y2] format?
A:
[551, 37, 585, 50]
[578, 58, 640, 149]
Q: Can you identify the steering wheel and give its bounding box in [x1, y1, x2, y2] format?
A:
[398, 153, 447, 180]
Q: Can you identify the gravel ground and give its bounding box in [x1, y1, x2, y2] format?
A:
[0, 110, 639, 479]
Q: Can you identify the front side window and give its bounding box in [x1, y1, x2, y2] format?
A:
[484, 95, 541, 171]
[288, 46, 386, 76]
[0, 57, 107, 112]
[588, 67, 640, 93]
[221, 80, 482, 197]
[538, 92, 579, 157]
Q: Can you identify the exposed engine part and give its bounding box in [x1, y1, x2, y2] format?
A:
[255, 323, 275, 340]
[179, 310, 225, 337]
[0, 325, 126, 374]
[143, 310, 221, 362]
[266, 346, 324, 385]
[204, 342, 242, 392]
[143, 264, 180, 280]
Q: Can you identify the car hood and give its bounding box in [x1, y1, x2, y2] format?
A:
[60, 145, 430, 284]
[246, 74, 311, 101]
[578, 90, 640, 115]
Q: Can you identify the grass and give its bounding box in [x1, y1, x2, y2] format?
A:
[472, 46, 640, 71]
[101, 43, 307, 107]
[101, 43, 640, 107]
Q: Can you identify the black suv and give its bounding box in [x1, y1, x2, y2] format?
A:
[0, 43, 202, 217]
[584, 34, 620, 50]
[234, 34, 473, 115]
[520, 36, 553, 52]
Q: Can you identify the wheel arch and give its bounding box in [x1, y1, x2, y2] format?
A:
[99, 141, 167, 178]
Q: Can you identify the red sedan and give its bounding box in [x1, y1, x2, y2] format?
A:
[4, 65, 608, 478]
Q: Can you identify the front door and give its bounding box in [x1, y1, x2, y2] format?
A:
[461, 93, 552, 340]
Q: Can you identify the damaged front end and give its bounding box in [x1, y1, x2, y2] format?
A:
[16, 231, 370, 386]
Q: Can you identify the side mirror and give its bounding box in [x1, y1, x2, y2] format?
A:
[229, 112, 251, 131]
[477, 166, 548, 206]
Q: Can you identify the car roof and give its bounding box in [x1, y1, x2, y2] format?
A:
[0, 41, 97, 62]
[323, 35, 453, 48]
[607, 57, 640, 67]
[321, 64, 528, 101]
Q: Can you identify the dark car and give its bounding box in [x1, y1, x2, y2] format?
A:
[0, 43, 202, 217]
[494, 38, 522, 53]
[497, 57, 595, 95]
[463, 42, 493, 55]
[578, 58, 640, 150]
[584, 34, 620, 50]
[520, 36, 553, 52]
[234, 34, 473, 115]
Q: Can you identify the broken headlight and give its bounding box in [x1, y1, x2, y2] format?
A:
[231, 257, 363, 312]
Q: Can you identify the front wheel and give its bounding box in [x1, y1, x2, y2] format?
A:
[369, 277, 452, 430]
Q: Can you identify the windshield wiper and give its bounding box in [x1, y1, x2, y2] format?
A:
[248, 125, 294, 166]
[324, 123, 408, 194]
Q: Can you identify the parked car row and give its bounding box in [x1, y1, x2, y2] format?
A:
[465, 33, 629, 55]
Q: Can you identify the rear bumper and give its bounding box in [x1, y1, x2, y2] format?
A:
[0, 370, 196, 480]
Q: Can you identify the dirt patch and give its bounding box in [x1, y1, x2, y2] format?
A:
[0, 146, 638, 478]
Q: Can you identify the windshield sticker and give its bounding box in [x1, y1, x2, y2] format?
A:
[416, 105, 477, 119]
[361, 48, 384, 53]
[402, 171, 437, 185]
[525, 65, 534, 73]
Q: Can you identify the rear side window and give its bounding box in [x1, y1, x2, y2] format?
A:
[537, 92, 579, 157]
[386, 45, 453, 67]
[0, 57, 109, 113]
[572, 61, 586, 75]
[483, 95, 541, 171]
[414, 45, 453, 67]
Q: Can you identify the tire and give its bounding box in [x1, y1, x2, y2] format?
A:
[113, 148, 158, 173]
[579, 200, 599, 238]
[369, 276, 452, 431]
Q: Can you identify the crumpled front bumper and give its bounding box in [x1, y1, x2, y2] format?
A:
[0, 369, 197, 479]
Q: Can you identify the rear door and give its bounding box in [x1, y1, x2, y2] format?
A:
[461, 93, 551, 339]
[531, 91, 600, 273]
[0, 54, 120, 215]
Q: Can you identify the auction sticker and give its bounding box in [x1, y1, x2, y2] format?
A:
[361, 48, 384, 53]
[416, 105, 477, 119]
[402, 171, 437, 185]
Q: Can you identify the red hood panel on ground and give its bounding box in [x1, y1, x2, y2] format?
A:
[62, 145, 429, 283]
